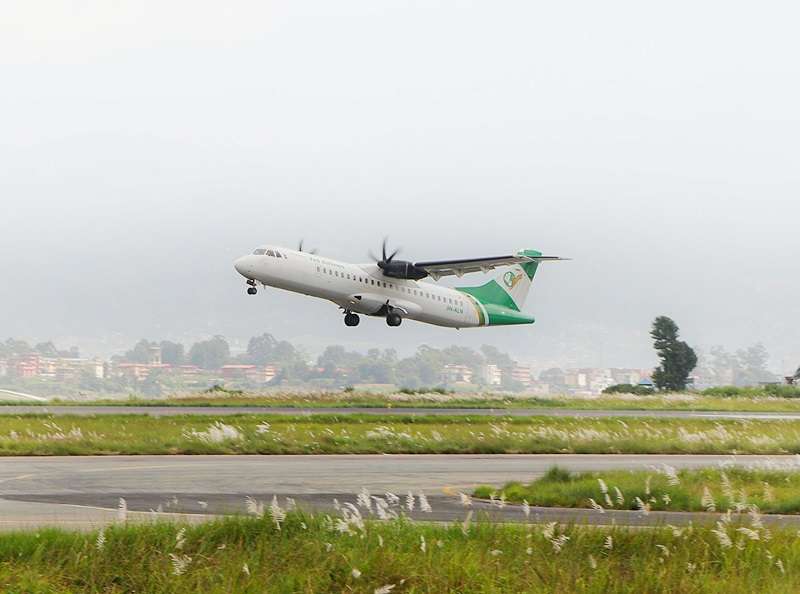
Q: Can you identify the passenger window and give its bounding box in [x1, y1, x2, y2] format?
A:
[316, 266, 320, 272]
[371, 279, 375, 285]
[335, 271, 339, 277]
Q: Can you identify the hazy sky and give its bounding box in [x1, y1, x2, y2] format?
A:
[1, 1, 798, 371]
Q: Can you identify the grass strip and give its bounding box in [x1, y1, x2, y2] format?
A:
[1, 413, 800, 455]
[6, 390, 800, 413]
[476, 466, 800, 515]
[1, 511, 798, 593]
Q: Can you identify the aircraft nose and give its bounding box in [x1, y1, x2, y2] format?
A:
[234, 256, 252, 277]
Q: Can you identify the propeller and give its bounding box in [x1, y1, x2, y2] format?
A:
[298, 239, 318, 255]
[370, 238, 428, 280]
[370, 238, 401, 268]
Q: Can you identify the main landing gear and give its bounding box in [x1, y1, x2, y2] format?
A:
[386, 312, 402, 327]
[344, 312, 360, 327]
[246, 279, 257, 295]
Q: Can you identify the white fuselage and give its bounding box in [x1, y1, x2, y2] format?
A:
[234, 246, 482, 328]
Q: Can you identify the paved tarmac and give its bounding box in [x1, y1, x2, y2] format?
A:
[3, 405, 800, 420]
[1, 453, 799, 530]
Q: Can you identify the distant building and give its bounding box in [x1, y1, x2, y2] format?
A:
[479, 364, 503, 386]
[442, 364, 473, 385]
[220, 364, 279, 384]
[116, 363, 154, 381]
[148, 345, 162, 366]
[221, 365, 255, 381]
[510, 364, 532, 386]
[14, 354, 40, 378]
[176, 365, 202, 377]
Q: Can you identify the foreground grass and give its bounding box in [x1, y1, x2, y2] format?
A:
[476, 466, 800, 515]
[2, 414, 800, 455]
[2, 511, 799, 593]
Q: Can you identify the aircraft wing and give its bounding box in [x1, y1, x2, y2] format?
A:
[414, 253, 568, 280]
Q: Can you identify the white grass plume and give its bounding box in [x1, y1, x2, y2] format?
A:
[245, 496, 264, 517]
[711, 521, 732, 548]
[175, 527, 186, 550]
[551, 534, 570, 553]
[418, 492, 432, 513]
[95, 528, 106, 551]
[588, 498, 605, 513]
[269, 495, 286, 530]
[661, 465, 680, 486]
[405, 492, 415, 513]
[701, 486, 716, 512]
[117, 498, 128, 522]
[461, 510, 473, 536]
[169, 553, 192, 576]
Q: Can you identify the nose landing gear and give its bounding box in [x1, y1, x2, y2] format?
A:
[246, 279, 257, 295]
[344, 312, 360, 327]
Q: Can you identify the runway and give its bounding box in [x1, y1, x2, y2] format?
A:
[3, 405, 800, 420]
[1, 453, 799, 530]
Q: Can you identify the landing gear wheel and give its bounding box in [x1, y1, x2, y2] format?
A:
[247, 286, 257, 295]
[344, 312, 360, 327]
[386, 312, 402, 327]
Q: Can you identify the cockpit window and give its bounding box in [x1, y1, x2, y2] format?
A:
[266, 250, 275, 257]
[253, 249, 266, 255]
[274, 251, 282, 258]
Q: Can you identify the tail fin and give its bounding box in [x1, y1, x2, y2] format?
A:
[456, 249, 541, 325]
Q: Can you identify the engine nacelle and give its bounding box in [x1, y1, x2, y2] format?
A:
[378, 259, 428, 280]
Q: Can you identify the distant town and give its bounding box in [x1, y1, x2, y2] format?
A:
[0, 334, 781, 398]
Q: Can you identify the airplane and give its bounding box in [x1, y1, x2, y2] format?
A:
[233, 240, 567, 329]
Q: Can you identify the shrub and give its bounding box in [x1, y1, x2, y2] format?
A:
[602, 383, 654, 395]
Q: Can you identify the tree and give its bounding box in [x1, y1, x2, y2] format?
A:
[480, 345, 514, 368]
[159, 341, 185, 366]
[737, 343, 775, 386]
[188, 336, 230, 370]
[125, 339, 155, 364]
[246, 333, 278, 365]
[35, 342, 59, 357]
[650, 316, 697, 391]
